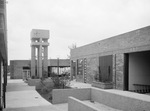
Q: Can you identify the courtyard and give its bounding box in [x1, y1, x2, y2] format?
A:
[1, 0, 150, 111]
[5, 76, 130, 111]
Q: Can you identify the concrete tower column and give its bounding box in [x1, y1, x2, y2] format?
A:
[43, 46, 48, 73]
[36, 48, 39, 77]
[31, 46, 35, 77]
[38, 38, 43, 78]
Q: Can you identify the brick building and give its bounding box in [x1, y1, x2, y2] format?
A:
[70, 26, 150, 92]
[10, 59, 70, 79]
[0, 0, 7, 109]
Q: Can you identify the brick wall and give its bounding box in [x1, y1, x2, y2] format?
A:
[76, 58, 84, 82]
[86, 57, 99, 84]
[75, 57, 99, 84]
[115, 54, 124, 90]
[71, 26, 150, 60]
[71, 26, 150, 90]
[10, 61, 14, 79]
[10, 60, 30, 79]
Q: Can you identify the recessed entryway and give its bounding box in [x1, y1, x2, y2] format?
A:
[124, 50, 150, 93]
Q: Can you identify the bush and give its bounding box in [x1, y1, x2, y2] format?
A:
[36, 71, 71, 103]
[36, 71, 54, 94]
[51, 72, 70, 88]
[37, 71, 70, 94]
[31, 75, 39, 79]
[39, 78, 54, 94]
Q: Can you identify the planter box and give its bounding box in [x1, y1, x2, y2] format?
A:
[27, 78, 41, 86]
[36, 78, 54, 90]
[92, 81, 113, 89]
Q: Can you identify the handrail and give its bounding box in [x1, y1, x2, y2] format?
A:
[131, 84, 150, 93]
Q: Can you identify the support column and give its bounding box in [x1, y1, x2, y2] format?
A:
[37, 47, 39, 77]
[43, 46, 48, 73]
[38, 40, 42, 78]
[57, 58, 59, 75]
[70, 60, 73, 80]
[0, 58, 2, 109]
[31, 46, 35, 77]
[3, 61, 6, 108]
[75, 59, 78, 81]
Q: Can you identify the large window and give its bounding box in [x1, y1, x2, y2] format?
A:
[98, 55, 113, 82]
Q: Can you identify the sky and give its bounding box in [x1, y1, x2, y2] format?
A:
[7, 0, 150, 62]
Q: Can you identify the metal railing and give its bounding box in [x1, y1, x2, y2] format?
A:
[130, 84, 150, 93]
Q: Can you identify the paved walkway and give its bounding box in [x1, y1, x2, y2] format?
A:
[5, 77, 67, 111]
[7, 78, 147, 111]
[5, 78, 121, 111]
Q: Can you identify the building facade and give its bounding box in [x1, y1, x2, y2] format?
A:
[10, 59, 70, 79]
[10, 60, 30, 79]
[70, 26, 150, 92]
[0, 0, 7, 109]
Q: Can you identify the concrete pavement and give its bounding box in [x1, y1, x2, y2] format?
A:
[6, 77, 139, 111]
[5, 77, 67, 111]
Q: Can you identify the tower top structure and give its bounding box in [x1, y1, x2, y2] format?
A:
[31, 29, 49, 39]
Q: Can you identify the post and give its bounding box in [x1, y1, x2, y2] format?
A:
[57, 58, 59, 75]
[75, 59, 78, 81]
[38, 42, 42, 78]
[70, 60, 73, 80]
[31, 46, 35, 77]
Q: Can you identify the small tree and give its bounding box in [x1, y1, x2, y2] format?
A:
[39, 71, 54, 94]
[60, 71, 70, 88]
[51, 72, 60, 88]
[67, 43, 77, 59]
[50, 72, 70, 88]
[42, 71, 48, 80]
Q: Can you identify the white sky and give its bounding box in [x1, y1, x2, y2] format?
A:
[7, 0, 150, 62]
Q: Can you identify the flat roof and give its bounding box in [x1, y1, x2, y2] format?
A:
[31, 29, 49, 39]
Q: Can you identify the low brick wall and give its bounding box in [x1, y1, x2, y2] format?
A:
[91, 88, 150, 111]
[27, 79, 40, 86]
[52, 88, 91, 104]
[68, 97, 99, 111]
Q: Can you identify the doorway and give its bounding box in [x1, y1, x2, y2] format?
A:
[124, 51, 150, 93]
[124, 53, 129, 91]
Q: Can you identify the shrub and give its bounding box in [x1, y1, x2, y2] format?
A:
[39, 78, 54, 94]
[50, 72, 70, 88]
